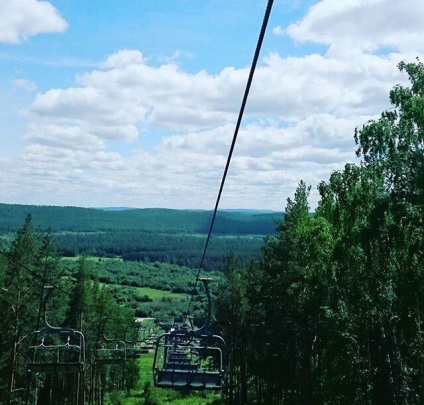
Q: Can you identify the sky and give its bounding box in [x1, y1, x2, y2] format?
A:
[0, 0, 423, 211]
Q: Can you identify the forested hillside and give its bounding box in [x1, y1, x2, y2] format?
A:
[216, 60, 424, 404]
[62, 257, 223, 320]
[55, 231, 264, 270]
[0, 204, 280, 235]
[0, 206, 280, 270]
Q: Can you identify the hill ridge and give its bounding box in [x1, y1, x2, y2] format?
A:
[0, 203, 282, 235]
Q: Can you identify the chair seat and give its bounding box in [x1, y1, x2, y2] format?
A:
[154, 369, 223, 391]
[28, 362, 84, 374]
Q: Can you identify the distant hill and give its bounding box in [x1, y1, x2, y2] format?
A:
[97, 207, 137, 211]
[221, 209, 278, 214]
[0, 203, 283, 235]
[0, 203, 285, 270]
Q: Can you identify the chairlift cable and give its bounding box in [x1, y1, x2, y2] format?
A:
[187, 0, 274, 313]
[153, 1, 274, 390]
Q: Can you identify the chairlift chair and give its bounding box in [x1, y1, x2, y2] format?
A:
[26, 286, 86, 374]
[152, 278, 226, 391]
[27, 326, 86, 374]
[95, 317, 127, 365]
[125, 325, 149, 359]
[153, 329, 225, 390]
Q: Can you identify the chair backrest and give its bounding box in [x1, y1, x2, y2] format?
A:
[152, 329, 225, 391]
[27, 326, 86, 374]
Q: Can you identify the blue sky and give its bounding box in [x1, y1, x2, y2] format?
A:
[0, 0, 423, 210]
[1, 1, 316, 89]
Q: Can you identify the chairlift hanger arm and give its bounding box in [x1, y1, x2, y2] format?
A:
[195, 278, 212, 333]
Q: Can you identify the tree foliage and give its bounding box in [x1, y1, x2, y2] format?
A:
[0, 217, 136, 404]
[216, 59, 424, 404]
[2, 59, 424, 404]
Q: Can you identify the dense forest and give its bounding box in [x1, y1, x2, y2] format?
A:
[215, 60, 424, 404]
[1, 60, 424, 404]
[56, 232, 264, 270]
[0, 206, 279, 270]
[0, 217, 137, 404]
[0, 205, 279, 235]
[0, 217, 218, 404]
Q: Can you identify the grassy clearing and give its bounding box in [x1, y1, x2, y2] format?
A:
[138, 287, 188, 302]
[62, 255, 123, 262]
[122, 352, 224, 405]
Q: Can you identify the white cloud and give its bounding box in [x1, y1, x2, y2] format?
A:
[2, 1, 423, 210]
[272, 25, 284, 35]
[17, 41, 412, 208]
[101, 50, 145, 69]
[12, 78, 37, 92]
[0, 0, 68, 44]
[6, 113, 360, 209]
[26, 45, 404, 153]
[287, 0, 424, 54]
[26, 124, 106, 150]
[247, 51, 404, 121]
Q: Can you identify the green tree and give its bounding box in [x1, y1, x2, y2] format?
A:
[67, 256, 90, 330]
[351, 58, 424, 403]
[2, 214, 40, 400]
[216, 253, 250, 404]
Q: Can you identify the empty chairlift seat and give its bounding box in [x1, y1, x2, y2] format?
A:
[95, 340, 126, 365]
[153, 330, 225, 391]
[27, 326, 86, 374]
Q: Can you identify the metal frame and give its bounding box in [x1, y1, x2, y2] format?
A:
[153, 329, 225, 390]
[27, 326, 86, 373]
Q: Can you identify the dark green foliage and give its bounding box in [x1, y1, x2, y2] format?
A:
[63, 258, 214, 291]
[55, 231, 264, 270]
[142, 381, 161, 405]
[0, 205, 279, 235]
[0, 217, 137, 403]
[0, 206, 278, 271]
[216, 60, 424, 404]
[61, 258, 222, 326]
[0, 216, 67, 402]
[215, 254, 251, 404]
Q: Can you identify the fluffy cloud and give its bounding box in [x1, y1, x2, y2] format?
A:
[27, 45, 403, 151]
[12, 78, 37, 92]
[19, 48, 410, 208]
[287, 0, 424, 54]
[0, 0, 68, 44]
[272, 26, 284, 35]
[7, 112, 359, 209]
[26, 124, 106, 149]
[4, 0, 423, 209]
